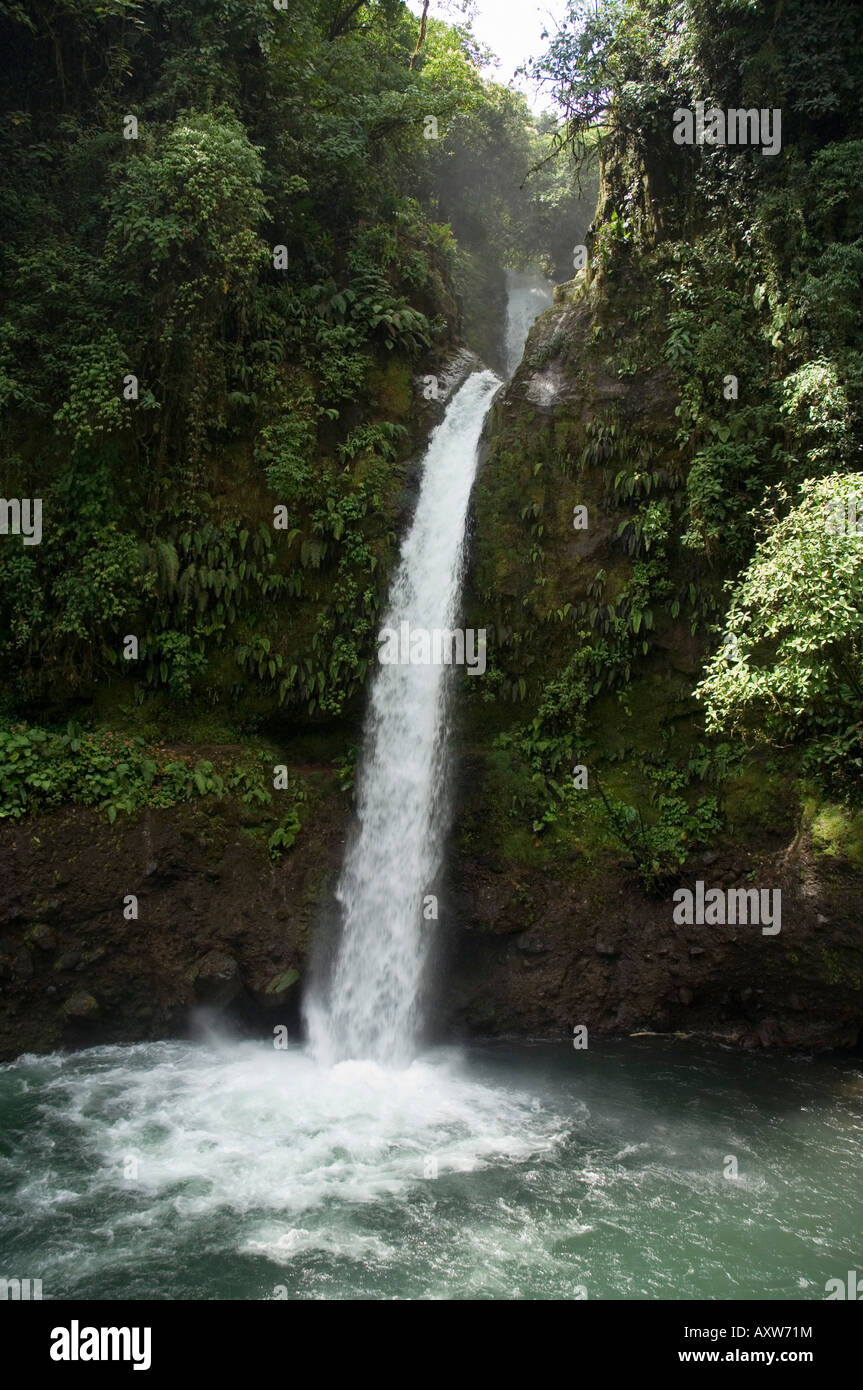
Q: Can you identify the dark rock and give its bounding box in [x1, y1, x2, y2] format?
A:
[2, 752, 862, 1061]
[62, 992, 99, 1019]
[192, 951, 241, 1008]
[13, 947, 33, 979]
[516, 933, 549, 956]
[54, 951, 82, 972]
[26, 924, 56, 951]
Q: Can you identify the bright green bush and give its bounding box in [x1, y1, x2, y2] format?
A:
[696, 473, 863, 789]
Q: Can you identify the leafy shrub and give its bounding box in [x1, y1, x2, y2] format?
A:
[696, 474, 863, 790]
[0, 722, 293, 825]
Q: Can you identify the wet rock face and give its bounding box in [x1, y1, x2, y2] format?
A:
[439, 828, 863, 1052]
[0, 793, 345, 1062]
[192, 951, 241, 1009]
[0, 784, 861, 1058]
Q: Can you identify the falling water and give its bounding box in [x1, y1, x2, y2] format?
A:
[503, 269, 554, 378]
[306, 369, 501, 1064]
[306, 273, 554, 1066]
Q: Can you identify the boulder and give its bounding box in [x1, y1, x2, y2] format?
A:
[62, 992, 99, 1019]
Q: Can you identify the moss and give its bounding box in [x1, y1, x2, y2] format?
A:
[366, 359, 413, 420]
[590, 676, 684, 761]
[807, 801, 863, 869]
[62, 992, 99, 1018]
[724, 765, 797, 840]
[90, 681, 276, 746]
[821, 947, 863, 991]
[239, 823, 276, 851]
[553, 276, 583, 306]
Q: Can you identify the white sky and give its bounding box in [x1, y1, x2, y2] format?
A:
[406, 0, 570, 113]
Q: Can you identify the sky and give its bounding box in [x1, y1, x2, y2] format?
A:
[406, 0, 571, 113]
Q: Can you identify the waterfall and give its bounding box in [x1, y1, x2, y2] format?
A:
[307, 273, 553, 1067]
[503, 269, 554, 378]
[305, 369, 499, 1065]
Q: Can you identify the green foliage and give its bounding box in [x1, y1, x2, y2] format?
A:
[0, 459, 143, 694]
[0, 722, 227, 821]
[596, 780, 723, 892]
[332, 743, 359, 793]
[268, 806, 303, 859]
[495, 645, 618, 826]
[536, 0, 863, 575]
[516, 0, 863, 826]
[0, 718, 309, 833]
[0, 0, 585, 725]
[696, 474, 863, 793]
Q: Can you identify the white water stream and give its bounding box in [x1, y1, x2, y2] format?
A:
[503, 269, 554, 378]
[306, 273, 553, 1065]
[306, 370, 500, 1064]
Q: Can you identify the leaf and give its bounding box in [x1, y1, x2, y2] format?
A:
[266, 968, 300, 994]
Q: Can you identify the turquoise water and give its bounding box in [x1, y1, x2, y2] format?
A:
[1, 1036, 860, 1300]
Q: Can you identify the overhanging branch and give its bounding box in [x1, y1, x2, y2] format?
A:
[327, 2, 366, 41]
